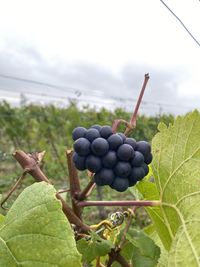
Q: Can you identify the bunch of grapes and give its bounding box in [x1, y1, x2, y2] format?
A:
[72, 125, 152, 192]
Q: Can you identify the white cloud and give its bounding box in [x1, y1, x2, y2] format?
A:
[0, 0, 199, 114]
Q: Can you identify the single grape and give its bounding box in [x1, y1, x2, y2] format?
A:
[91, 138, 109, 156]
[85, 128, 100, 142]
[124, 137, 137, 149]
[72, 127, 87, 141]
[114, 161, 132, 178]
[91, 124, 102, 132]
[136, 141, 151, 158]
[94, 173, 105, 186]
[94, 168, 115, 186]
[117, 144, 134, 161]
[130, 167, 145, 181]
[102, 151, 117, 168]
[110, 177, 129, 192]
[100, 125, 113, 139]
[85, 155, 102, 173]
[72, 152, 86, 170]
[144, 152, 153, 165]
[74, 137, 90, 156]
[107, 134, 123, 150]
[131, 151, 144, 167]
[117, 132, 126, 142]
[141, 163, 149, 176]
[128, 175, 138, 187]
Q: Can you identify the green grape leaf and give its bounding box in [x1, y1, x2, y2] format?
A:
[144, 224, 168, 267]
[0, 182, 81, 267]
[147, 111, 200, 266]
[128, 185, 143, 200]
[136, 178, 171, 251]
[0, 214, 4, 227]
[77, 231, 114, 263]
[125, 229, 160, 267]
[137, 179, 159, 200]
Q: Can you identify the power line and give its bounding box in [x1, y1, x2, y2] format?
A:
[0, 74, 197, 109]
[160, 0, 200, 47]
[0, 88, 195, 112]
[0, 73, 198, 110]
[0, 73, 82, 94]
[0, 73, 174, 106]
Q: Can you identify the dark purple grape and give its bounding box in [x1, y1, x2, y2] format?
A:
[130, 167, 145, 181]
[85, 128, 100, 142]
[131, 151, 144, 167]
[136, 141, 151, 158]
[128, 175, 138, 187]
[91, 125, 102, 132]
[72, 152, 86, 170]
[117, 133, 126, 142]
[94, 168, 115, 186]
[141, 163, 149, 176]
[102, 151, 117, 168]
[124, 137, 137, 149]
[72, 127, 87, 141]
[100, 126, 113, 139]
[73, 138, 90, 156]
[144, 152, 153, 165]
[114, 161, 132, 178]
[117, 144, 134, 161]
[91, 138, 109, 156]
[107, 134, 123, 150]
[110, 177, 129, 192]
[86, 155, 102, 173]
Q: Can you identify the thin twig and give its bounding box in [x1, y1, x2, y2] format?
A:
[107, 249, 131, 267]
[0, 170, 28, 209]
[116, 253, 131, 267]
[112, 119, 131, 133]
[118, 208, 136, 249]
[78, 177, 96, 201]
[57, 188, 71, 194]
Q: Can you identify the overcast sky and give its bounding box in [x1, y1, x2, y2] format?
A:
[0, 0, 200, 115]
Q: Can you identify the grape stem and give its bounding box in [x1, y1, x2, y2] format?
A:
[111, 73, 149, 135]
[115, 253, 131, 267]
[78, 200, 161, 207]
[77, 176, 96, 201]
[107, 249, 131, 267]
[66, 150, 82, 219]
[13, 150, 51, 183]
[124, 73, 150, 135]
[112, 119, 130, 133]
[0, 170, 28, 209]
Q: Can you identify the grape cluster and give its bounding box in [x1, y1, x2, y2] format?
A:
[72, 125, 152, 192]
